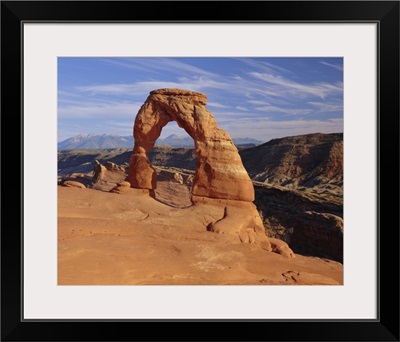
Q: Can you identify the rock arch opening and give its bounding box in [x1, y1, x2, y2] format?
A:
[127, 88, 255, 202]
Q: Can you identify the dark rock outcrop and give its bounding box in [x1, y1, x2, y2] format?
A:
[291, 211, 343, 262]
[254, 183, 343, 262]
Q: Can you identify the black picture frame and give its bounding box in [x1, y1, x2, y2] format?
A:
[1, 1, 399, 341]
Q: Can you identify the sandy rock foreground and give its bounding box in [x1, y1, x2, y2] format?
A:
[58, 185, 343, 285]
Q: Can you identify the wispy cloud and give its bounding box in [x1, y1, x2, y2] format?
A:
[320, 61, 343, 71]
[207, 102, 230, 109]
[99, 59, 161, 75]
[236, 58, 292, 74]
[255, 105, 312, 116]
[222, 118, 343, 141]
[101, 58, 218, 78]
[58, 101, 141, 119]
[76, 84, 140, 95]
[76, 77, 230, 97]
[211, 110, 262, 120]
[247, 100, 271, 106]
[250, 72, 343, 99]
[307, 101, 343, 112]
[73, 76, 278, 102]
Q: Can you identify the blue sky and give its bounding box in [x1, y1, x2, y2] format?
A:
[58, 57, 343, 142]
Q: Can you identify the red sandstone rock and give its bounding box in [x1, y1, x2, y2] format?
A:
[191, 195, 271, 248]
[92, 160, 127, 192]
[269, 238, 295, 258]
[92, 160, 107, 183]
[127, 89, 254, 202]
[117, 181, 131, 188]
[62, 180, 86, 189]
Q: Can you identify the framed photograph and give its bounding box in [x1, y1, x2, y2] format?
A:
[2, 1, 399, 341]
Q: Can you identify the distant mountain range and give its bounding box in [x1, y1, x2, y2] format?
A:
[58, 134, 131, 150]
[58, 133, 264, 150]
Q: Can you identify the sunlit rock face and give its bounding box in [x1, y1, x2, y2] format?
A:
[127, 88, 254, 202]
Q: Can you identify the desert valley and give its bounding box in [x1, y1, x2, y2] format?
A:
[58, 89, 343, 285]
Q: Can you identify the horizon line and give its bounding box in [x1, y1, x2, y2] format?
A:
[58, 131, 344, 144]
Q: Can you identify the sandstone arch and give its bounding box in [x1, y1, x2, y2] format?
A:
[127, 88, 255, 202]
[124, 88, 296, 255]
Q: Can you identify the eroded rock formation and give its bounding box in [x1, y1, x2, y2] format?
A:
[126, 89, 293, 253]
[127, 89, 254, 202]
[92, 160, 127, 191]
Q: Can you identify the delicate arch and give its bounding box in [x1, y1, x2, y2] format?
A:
[127, 89, 255, 202]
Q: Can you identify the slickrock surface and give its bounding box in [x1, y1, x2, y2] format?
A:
[58, 186, 343, 285]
